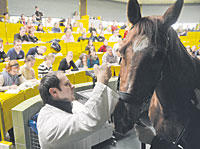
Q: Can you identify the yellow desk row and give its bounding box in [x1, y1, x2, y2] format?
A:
[0, 85, 39, 141]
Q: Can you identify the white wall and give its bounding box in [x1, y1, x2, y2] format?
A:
[8, 0, 200, 23]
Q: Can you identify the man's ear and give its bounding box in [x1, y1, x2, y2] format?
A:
[49, 88, 58, 98]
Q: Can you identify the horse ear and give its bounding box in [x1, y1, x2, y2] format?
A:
[127, 0, 142, 25]
[162, 0, 184, 29]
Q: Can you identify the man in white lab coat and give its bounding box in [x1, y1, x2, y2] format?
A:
[37, 64, 119, 149]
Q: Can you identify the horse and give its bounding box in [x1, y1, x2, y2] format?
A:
[113, 0, 200, 148]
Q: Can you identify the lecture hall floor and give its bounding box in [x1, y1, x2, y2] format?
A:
[93, 129, 150, 149]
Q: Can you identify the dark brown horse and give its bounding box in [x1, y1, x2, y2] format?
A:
[114, 0, 200, 148]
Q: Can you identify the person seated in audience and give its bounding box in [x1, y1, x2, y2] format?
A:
[98, 31, 105, 42]
[111, 20, 118, 33]
[7, 39, 25, 60]
[85, 39, 95, 52]
[59, 18, 66, 27]
[98, 39, 108, 52]
[20, 55, 36, 80]
[102, 46, 118, 64]
[31, 14, 39, 25]
[89, 31, 99, 42]
[0, 60, 26, 91]
[97, 23, 104, 34]
[0, 60, 26, 143]
[77, 22, 86, 34]
[120, 22, 127, 30]
[58, 51, 78, 72]
[36, 23, 45, 33]
[87, 48, 99, 68]
[61, 29, 74, 43]
[52, 22, 61, 33]
[186, 46, 192, 55]
[104, 26, 112, 34]
[14, 26, 29, 43]
[108, 28, 122, 42]
[17, 14, 26, 25]
[72, 11, 80, 21]
[89, 22, 97, 33]
[25, 19, 34, 33]
[64, 23, 73, 33]
[45, 17, 53, 27]
[77, 32, 89, 42]
[26, 46, 46, 58]
[2, 12, 10, 23]
[0, 38, 8, 62]
[28, 27, 38, 43]
[75, 53, 88, 69]
[38, 53, 55, 78]
[66, 18, 73, 30]
[35, 6, 43, 22]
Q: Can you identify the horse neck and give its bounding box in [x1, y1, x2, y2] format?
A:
[165, 29, 200, 87]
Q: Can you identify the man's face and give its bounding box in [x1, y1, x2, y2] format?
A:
[9, 65, 19, 76]
[20, 28, 26, 36]
[14, 41, 22, 51]
[56, 74, 75, 102]
[107, 48, 113, 56]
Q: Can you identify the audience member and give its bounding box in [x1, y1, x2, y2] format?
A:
[77, 23, 86, 34]
[36, 23, 45, 33]
[89, 31, 99, 42]
[35, 6, 43, 22]
[98, 31, 105, 42]
[102, 46, 118, 64]
[61, 29, 74, 43]
[45, 17, 53, 27]
[104, 26, 112, 34]
[25, 19, 34, 33]
[26, 46, 46, 58]
[0, 60, 26, 91]
[77, 32, 89, 42]
[0, 38, 8, 62]
[64, 23, 73, 33]
[52, 22, 61, 33]
[28, 27, 38, 43]
[31, 14, 38, 25]
[14, 26, 29, 42]
[75, 53, 88, 69]
[98, 39, 108, 52]
[85, 39, 95, 52]
[97, 23, 104, 34]
[89, 22, 97, 33]
[7, 39, 25, 60]
[72, 11, 80, 21]
[18, 14, 26, 25]
[38, 53, 55, 78]
[87, 48, 99, 68]
[111, 20, 118, 33]
[58, 51, 78, 72]
[20, 55, 36, 80]
[108, 29, 122, 42]
[3, 12, 10, 23]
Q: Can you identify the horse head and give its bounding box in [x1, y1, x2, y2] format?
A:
[113, 0, 184, 134]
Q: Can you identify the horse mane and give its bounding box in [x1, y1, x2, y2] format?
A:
[133, 17, 168, 48]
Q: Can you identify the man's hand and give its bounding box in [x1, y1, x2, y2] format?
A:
[94, 63, 112, 85]
[135, 124, 156, 144]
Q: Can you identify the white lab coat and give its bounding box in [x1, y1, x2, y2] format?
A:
[37, 82, 119, 149]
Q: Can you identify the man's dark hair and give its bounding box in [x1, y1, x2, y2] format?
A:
[39, 71, 61, 104]
[35, 6, 38, 9]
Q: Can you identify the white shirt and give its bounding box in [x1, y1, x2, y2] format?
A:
[37, 82, 119, 149]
